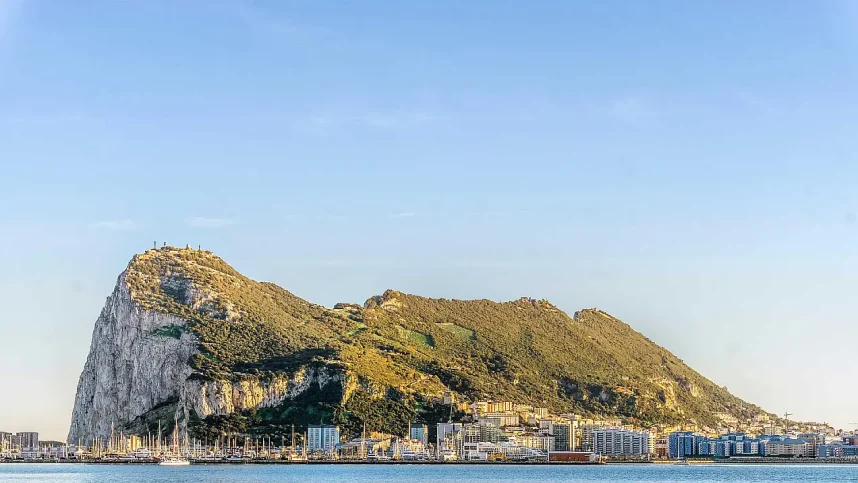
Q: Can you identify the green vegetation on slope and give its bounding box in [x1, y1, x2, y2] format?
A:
[125, 247, 766, 439]
[125, 248, 351, 380]
[360, 291, 764, 426]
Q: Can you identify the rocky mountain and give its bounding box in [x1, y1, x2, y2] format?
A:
[68, 247, 767, 444]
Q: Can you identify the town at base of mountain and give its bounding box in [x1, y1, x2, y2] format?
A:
[51, 245, 838, 462]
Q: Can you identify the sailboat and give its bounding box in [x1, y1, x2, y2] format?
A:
[158, 416, 190, 466]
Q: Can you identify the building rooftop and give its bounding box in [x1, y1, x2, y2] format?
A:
[769, 438, 808, 445]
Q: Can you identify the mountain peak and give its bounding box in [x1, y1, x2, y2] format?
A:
[69, 250, 771, 444]
[130, 246, 239, 277]
[363, 289, 407, 309]
[123, 246, 246, 318]
[513, 296, 557, 310]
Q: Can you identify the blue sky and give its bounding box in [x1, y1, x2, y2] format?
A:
[2, 0, 858, 440]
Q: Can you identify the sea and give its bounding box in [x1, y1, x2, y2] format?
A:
[2, 464, 858, 483]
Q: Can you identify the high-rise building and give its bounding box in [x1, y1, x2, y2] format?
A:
[307, 425, 339, 453]
[592, 428, 650, 456]
[436, 423, 463, 453]
[654, 434, 669, 458]
[461, 422, 505, 445]
[552, 420, 575, 452]
[410, 424, 428, 446]
[580, 423, 608, 452]
[668, 431, 704, 459]
[17, 432, 38, 451]
[536, 418, 574, 451]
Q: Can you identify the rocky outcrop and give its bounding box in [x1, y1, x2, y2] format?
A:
[67, 271, 196, 444]
[184, 366, 345, 418]
[68, 247, 773, 440]
[67, 267, 342, 444]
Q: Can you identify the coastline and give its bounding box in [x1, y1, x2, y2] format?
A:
[0, 459, 599, 465]
[4, 458, 858, 465]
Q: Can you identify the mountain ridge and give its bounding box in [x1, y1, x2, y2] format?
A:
[68, 246, 770, 443]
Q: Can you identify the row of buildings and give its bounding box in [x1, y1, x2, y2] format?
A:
[304, 408, 653, 461]
[0, 432, 44, 459]
[1, 398, 658, 462]
[300, 398, 846, 462]
[669, 431, 858, 459]
[9, 396, 840, 463]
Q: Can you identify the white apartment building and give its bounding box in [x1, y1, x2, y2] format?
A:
[765, 438, 810, 457]
[592, 428, 651, 456]
[307, 425, 339, 453]
[481, 412, 520, 428]
[516, 433, 555, 452]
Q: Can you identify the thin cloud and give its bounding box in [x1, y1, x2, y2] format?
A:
[186, 217, 236, 228]
[92, 219, 138, 231]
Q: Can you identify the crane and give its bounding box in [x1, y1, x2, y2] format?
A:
[783, 412, 792, 421]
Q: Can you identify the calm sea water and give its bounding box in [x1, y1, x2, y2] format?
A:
[2, 464, 858, 482]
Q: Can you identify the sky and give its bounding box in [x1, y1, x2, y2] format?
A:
[2, 0, 858, 440]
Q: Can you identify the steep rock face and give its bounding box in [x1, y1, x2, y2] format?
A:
[184, 366, 346, 418]
[67, 271, 196, 444]
[67, 263, 340, 444]
[69, 247, 773, 443]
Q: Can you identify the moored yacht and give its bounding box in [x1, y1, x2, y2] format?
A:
[158, 417, 190, 466]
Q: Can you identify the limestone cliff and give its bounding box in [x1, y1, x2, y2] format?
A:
[69, 247, 772, 443]
[67, 252, 347, 444]
[67, 270, 196, 444]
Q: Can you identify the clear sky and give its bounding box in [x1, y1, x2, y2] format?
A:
[2, 0, 858, 440]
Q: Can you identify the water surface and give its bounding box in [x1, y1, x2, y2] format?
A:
[3, 463, 858, 482]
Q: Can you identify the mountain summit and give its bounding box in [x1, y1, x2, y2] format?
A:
[68, 246, 766, 443]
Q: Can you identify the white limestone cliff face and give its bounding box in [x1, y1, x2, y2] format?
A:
[67, 271, 196, 444]
[67, 270, 342, 444]
[184, 367, 345, 418]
